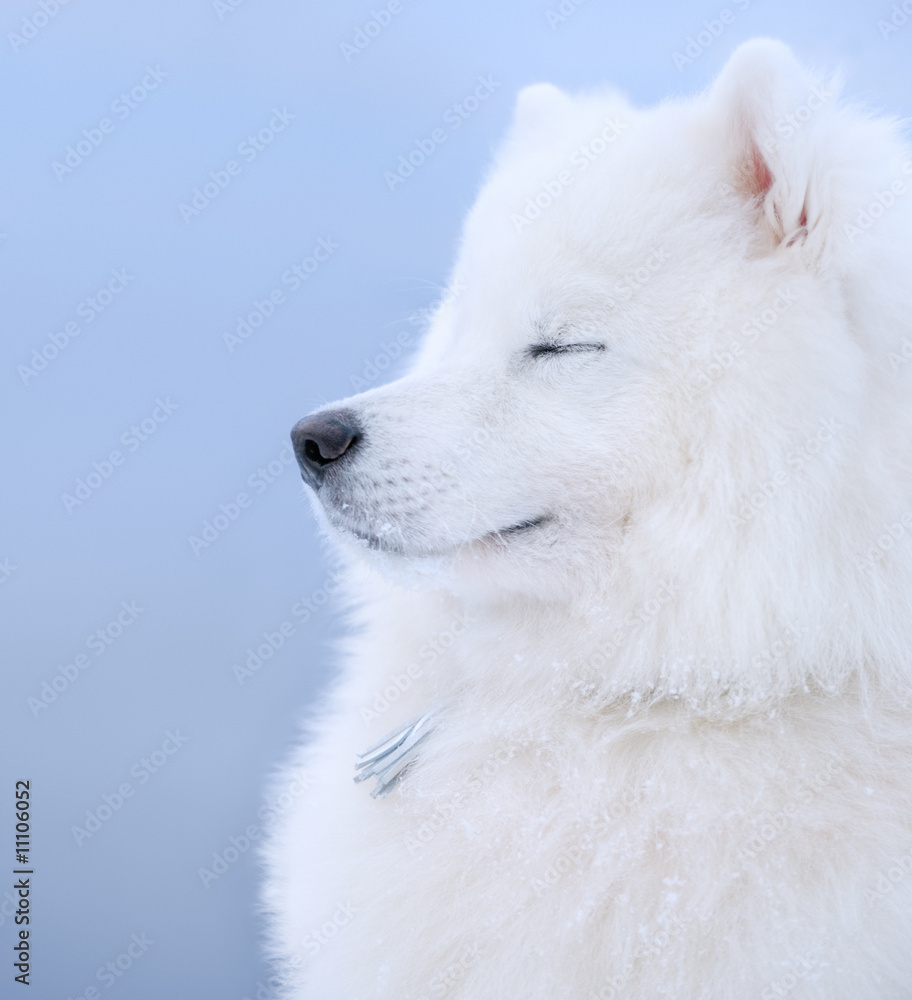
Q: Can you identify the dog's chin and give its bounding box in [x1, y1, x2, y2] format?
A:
[321, 508, 575, 601]
[325, 511, 553, 562]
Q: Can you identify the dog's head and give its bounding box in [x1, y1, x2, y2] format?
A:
[291, 38, 912, 696]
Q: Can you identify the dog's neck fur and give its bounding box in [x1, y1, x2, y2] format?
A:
[345, 491, 912, 723]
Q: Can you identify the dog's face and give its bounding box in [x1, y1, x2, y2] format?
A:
[291, 41, 872, 605]
[292, 185, 677, 598]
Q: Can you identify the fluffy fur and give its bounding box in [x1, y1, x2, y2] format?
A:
[263, 41, 912, 999]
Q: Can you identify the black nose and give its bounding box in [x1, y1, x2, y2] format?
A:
[291, 409, 361, 489]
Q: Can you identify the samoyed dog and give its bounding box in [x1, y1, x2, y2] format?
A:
[264, 40, 912, 999]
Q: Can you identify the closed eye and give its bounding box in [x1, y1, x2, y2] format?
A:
[526, 342, 606, 359]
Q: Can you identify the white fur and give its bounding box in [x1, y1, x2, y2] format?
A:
[263, 41, 912, 999]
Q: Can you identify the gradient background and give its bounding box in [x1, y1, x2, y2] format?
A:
[1, 1, 909, 996]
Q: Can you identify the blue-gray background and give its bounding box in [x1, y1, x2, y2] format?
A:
[0, 1, 908, 996]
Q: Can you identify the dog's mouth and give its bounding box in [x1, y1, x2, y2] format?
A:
[339, 513, 552, 558]
[491, 515, 550, 537]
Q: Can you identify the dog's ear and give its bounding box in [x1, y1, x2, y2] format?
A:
[509, 83, 575, 144]
[710, 39, 839, 251]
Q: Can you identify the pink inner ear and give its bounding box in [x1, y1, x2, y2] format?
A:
[747, 145, 774, 199]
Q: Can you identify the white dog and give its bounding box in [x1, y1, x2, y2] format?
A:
[263, 40, 912, 999]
